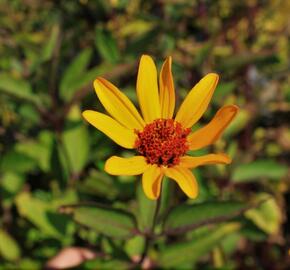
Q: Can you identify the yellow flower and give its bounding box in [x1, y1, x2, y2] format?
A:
[82, 55, 238, 200]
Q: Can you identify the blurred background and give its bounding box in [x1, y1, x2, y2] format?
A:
[0, 0, 289, 269]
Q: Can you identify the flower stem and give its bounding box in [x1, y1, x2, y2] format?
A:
[139, 190, 162, 265]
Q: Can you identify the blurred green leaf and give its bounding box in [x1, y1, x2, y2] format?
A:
[218, 53, 279, 72]
[164, 201, 246, 234]
[193, 42, 213, 67]
[80, 170, 120, 199]
[0, 150, 37, 173]
[0, 229, 21, 261]
[41, 24, 59, 62]
[71, 205, 137, 239]
[59, 48, 93, 101]
[119, 20, 155, 38]
[232, 159, 288, 182]
[213, 82, 236, 105]
[15, 192, 75, 238]
[137, 183, 157, 232]
[95, 26, 120, 63]
[245, 194, 281, 234]
[0, 172, 24, 206]
[160, 223, 241, 267]
[125, 235, 145, 257]
[15, 131, 53, 172]
[223, 109, 250, 137]
[0, 74, 41, 106]
[62, 107, 89, 174]
[82, 258, 131, 269]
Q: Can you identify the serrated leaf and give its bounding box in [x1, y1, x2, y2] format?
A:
[245, 194, 281, 234]
[0, 229, 21, 261]
[72, 205, 137, 239]
[232, 159, 288, 182]
[160, 223, 241, 267]
[164, 201, 246, 235]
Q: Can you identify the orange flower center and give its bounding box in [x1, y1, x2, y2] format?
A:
[135, 119, 190, 167]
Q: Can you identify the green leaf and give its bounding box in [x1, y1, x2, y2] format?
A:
[0, 172, 25, 206]
[212, 82, 236, 105]
[41, 24, 59, 62]
[164, 201, 246, 235]
[62, 107, 89, 174]
[0, 229, 21, 261]
[95, 27, 120, 63]
[223, 109, 250, 138]
[218, 53, 279, 72]
[0, 74, 41, 106]
[125, 235, 145, 257]
[245, 194, 281, 234]
[232, 159, 288, 182]
[59, 48, 93, 101]
[0, 150, 37, 173]
[137, 183, 157, 232]
[15, 192, 75, 238]
[71, 205, 137, 239]
[15, 131, 53, 172]
[80, 170, 120, 199]
[82, 258, 131, 270]
[160, 223, 241, 267]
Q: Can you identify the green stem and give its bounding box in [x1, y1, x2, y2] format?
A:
[139, 191, 162, 265]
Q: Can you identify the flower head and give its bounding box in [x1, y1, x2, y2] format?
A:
[82, 55, 238, 200]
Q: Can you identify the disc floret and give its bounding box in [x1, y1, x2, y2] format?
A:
[135, 119, 190, 167]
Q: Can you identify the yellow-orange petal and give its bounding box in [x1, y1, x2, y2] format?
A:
[142, 165, 163, 200]
[159, 56, 175, 118]
[179, 154, 232, 169]
[82, 110, 137, 149]
[175, 73, 219, 128]
[137, 55, 161, 123]
[94, 78, 145, 130]
[164, 166, 198, 199]
[188, 105, 239, 150]
[105, 156, 148, 175]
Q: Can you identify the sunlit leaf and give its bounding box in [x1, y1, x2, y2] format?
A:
[0, 230, 21, 261]
[245, 194, 282, 234]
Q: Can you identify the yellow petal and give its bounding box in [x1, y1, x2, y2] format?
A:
[179, 154, 232, 169]
[142, 165, 163, 200]
[164, 166, 198, 199]
[188, 105, 239, 150]
[159, 56, 175, 118]
[94, 78, 145, 130]
[82, 110, 137, 149]
[137, 55, 161, 123]
[105, 156, 148, 175]
[175, 73, 219, 128]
